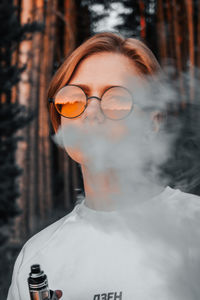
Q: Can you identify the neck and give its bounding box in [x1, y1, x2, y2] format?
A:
[81, 165, 164, 211]
[81, 165, 119, 211]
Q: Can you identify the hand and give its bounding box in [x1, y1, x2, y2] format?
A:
[55, 290, 63, 299]
[49, 289, 63, 299]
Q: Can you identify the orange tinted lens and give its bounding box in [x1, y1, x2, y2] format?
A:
[55, 86, 86, 118]
[101, 87, 133, 119]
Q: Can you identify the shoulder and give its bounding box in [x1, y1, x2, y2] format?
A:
[159, 187, 200, 239]
[7, 206, 79, 300]
[166, 186, 200, 218]
[21, 204, 81, 265]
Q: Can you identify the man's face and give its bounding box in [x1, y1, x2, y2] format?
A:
[59, 51, 152, 165]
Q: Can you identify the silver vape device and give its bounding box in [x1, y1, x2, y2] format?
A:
[28, 264, 50, 300]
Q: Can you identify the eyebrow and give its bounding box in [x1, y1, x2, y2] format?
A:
[72, 84, 122, 95]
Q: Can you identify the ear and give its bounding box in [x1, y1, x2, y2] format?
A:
[151, 111, 164, 132]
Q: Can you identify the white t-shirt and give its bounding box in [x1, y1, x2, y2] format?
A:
[7, 187, 200, 300]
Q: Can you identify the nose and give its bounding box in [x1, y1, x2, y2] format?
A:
[83, 97, 105, 123]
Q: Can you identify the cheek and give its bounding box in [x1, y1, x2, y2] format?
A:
[65, 146, 87, 164]
[60, 117, 89, 164]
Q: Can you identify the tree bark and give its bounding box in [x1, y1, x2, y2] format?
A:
[165, 0, 175, 62]
[197, 1, 200, 69]
[184, 0, 195, 102]
[62, 0, 79, 211]
[157, 0, 167, 64]
[139, 0, 146, 40]
[171, 0, 186, 104]
[13, 0, 33, 242]
[64, 0, 76, 55]
[13, 0, 57, 242]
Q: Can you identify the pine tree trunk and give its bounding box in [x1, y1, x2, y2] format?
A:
[157, 0, 167, 64]
[64, 0, 76, 54]
[62, 0, 79, 211]
[139, 0, 146, 40]
[37, 0, 56, 224]
[184, 0, 195, 102]
[13, 0, 57, 242]
[171, 0, 186, 104]
[14, 0, 33, 242]
[165, 0, 175, 62]
[197, 1, 200, 69]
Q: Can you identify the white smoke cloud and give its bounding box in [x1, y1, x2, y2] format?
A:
[52, 74, 200, 299]
[52, 76, 178, 208]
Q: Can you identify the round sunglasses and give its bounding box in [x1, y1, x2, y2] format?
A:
[48, 84, 134, 120]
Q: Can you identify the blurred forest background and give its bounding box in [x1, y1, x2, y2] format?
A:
[1, 0, 200, 297]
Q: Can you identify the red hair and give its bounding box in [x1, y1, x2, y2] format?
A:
[47, 32, 161, 132]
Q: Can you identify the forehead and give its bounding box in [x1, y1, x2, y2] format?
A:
[69, 52, 140, 88]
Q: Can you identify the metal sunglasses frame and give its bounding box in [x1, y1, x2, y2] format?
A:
[48, 84, 134, 120]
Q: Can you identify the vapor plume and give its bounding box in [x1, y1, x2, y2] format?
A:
[52, 73, 200, 299]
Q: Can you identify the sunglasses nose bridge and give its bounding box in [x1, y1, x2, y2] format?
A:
[86, 95, 102, 111]
[83, 96, 105, 122]
[87, 96, 101, 102]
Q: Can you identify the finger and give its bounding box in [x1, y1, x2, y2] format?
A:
[49, 290, 62, 300]
[55, 290, 63, 299]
